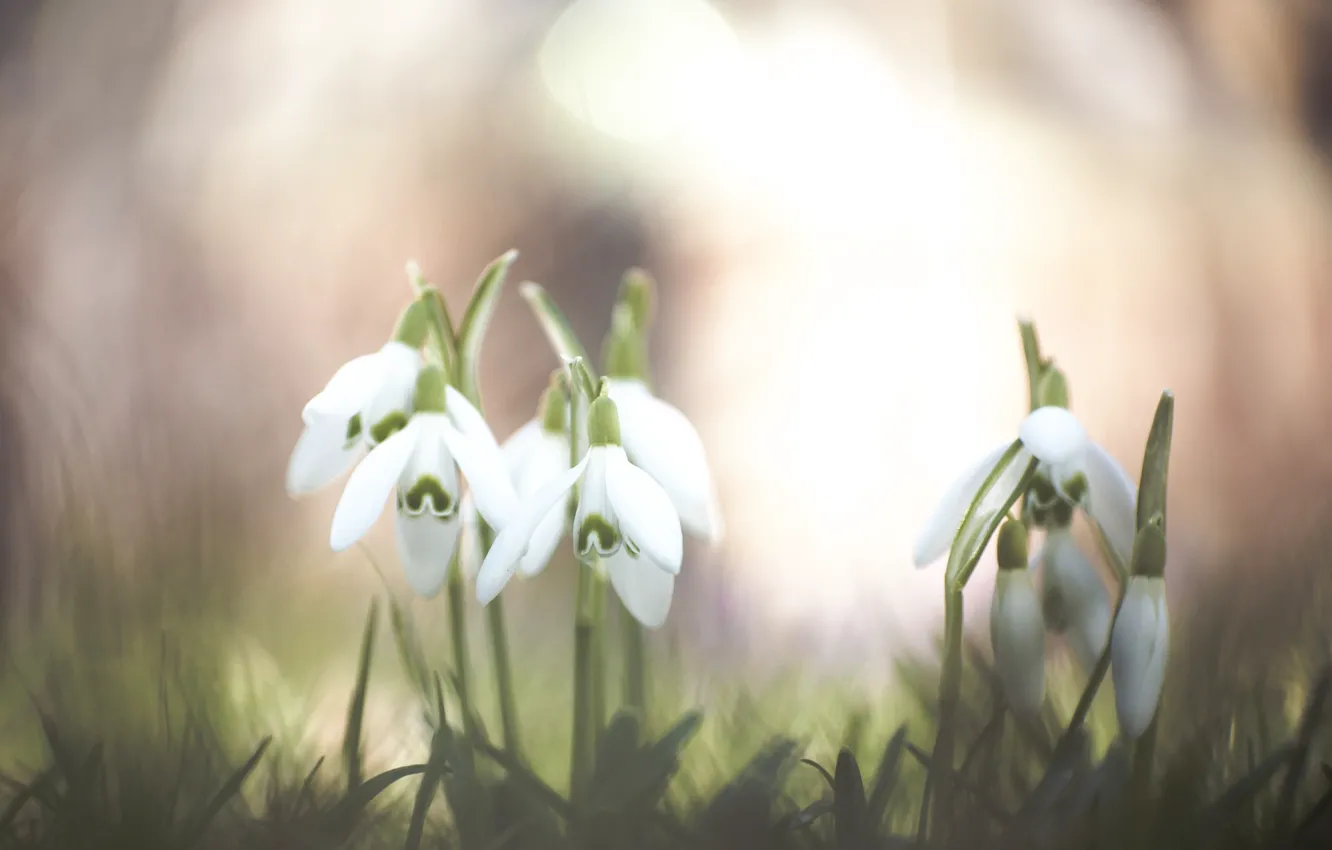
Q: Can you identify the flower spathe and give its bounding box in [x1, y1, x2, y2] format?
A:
[1111, 575, 1169, 739]
[913, 406, 1138, 568]
[477, 391, 684, 629]
[328, 367, 518, 598]
[605, 378, 724, 545]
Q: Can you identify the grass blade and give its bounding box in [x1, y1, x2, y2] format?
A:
[834, 749, 868, 850]
[1275, 667, 1332, 832]
[174, 736, 271, 849]
[344, 597, 380, 792]
[867, 725, 908, 822]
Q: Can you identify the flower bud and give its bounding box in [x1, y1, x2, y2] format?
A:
[1110, 576, 1169, 738]
[996, 519, 1028, 571]
[991, 568, 1046, 716]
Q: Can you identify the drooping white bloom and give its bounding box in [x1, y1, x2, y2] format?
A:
[1036, 527, 1112, 670]
[913, 406, 1137, 568]
[1110, 575, 1169, 738]
[605, 378, 724, 544]
[497, 382, 573, 578]
[991, 567, 1047, 716]
[286, 341, 424, 496]
[328, 366, 518, 598]
[477, 390, 683, 628]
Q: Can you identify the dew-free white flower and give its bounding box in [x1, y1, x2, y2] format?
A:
[1110, 575, 1169, 738]
[1036, 527, 1112, 670]
[605, 378, 723, 545]
[991, 567, 1047, 716]
[286, 302, 430, 497]
[913, 406, 1137, 568]
[477, 391, 683, 628]
[328, 367, 518, 598]
[499, 383, 572, 578]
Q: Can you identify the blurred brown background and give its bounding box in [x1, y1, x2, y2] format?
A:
[2, 0, 1332, 694]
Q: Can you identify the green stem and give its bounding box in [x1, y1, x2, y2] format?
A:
[925, 586, 965, 844]
[570, 558, 599, 803]
[622, 601, 648, 731]
[446, 554, 474, 740]
[478, 521, 521, 757]
[590, 569, 609, 753]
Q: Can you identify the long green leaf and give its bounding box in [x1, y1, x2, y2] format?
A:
[519, 282, 590, 364]
[945, 440, 1039, 588]
[834, 749, 868, 850]
[321, 763, 428, 840]
[867, 726, 908, 822]
[404, 727, 451, 850]
[457, 250, 518, 405]
[174, 737, 271, 849]
[344, 598, 380, 791]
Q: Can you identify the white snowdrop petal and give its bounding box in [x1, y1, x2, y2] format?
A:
[1042, 529, 1112, 668]
[303, 353, 383, 421]
[360, 343, 423, 443]
[519, 433, 572, 498]
[1018, 406, 1089, 466]
[286, 416, 364, 495]
[395, 512, 462, 598]
[607, 548, 676, 629]
[445, 385, 503, 456]
[440, 422, 520, 530]
[609, 379, 723, 543]
[991, 571, 1047, 716]
[476, 456, 588, 604]
[519, 502, 568, 577]
[329, 419, 421, 551]
[605, 448, 684, 573]
[501, 419, 543, 481]
[1083, 442, 1139, 565]
[913, 441, 1012, 567]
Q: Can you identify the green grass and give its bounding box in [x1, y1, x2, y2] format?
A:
[5, 525, 1332, 850]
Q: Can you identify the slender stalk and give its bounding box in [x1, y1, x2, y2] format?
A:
[590, 569, 609, 752]
[446, 553, 474, 739]
[570, 558, 599, 803]
[480, 520, 521, 756]
[925, 586, 965, 844]
[622, 601, 648, 730]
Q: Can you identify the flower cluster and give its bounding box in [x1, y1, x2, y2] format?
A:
[285, 257, 722, 629]
[916, 331, 1172, 741]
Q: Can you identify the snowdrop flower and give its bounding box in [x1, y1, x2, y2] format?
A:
[286, 301, 428, 496]
[605, 378, 722, 544]
[990, 520, 1046, 716]
[477, 388, 683, 628]
[1111, 525, 1170, 739]
[1036, 526, 1112, 670]
[913, 405, 1138, 569]
[499, 378, 572, 578]
[328, 365, 518, 598]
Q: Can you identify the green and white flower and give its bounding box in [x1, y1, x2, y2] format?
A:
[605, 378, 724, 545]
[498, 377, 573, 578]
[913, 405, 1137, 568]
[328, 366, 517, 598]
[477, 389, 683, 628]
[1035, 526, 1112, 669]
[286, 301, 429, 496]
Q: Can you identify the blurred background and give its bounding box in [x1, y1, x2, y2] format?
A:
[4, 0, 1332, 764]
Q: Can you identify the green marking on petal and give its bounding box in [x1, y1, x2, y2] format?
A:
[1061, 471, 1089, 506]
[624, 538, 641, 558]
[1042, 581, 1071, 634]
[398, 475, 456, 518]
[1028, 475, 1057, 508]
[577, 513, 620, 557]
[370, 411, 410, 445]
[1047, 499, 1074, 529]
[344, 414, 364, 448]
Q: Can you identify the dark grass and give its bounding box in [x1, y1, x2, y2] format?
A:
[6, 597, 1332, 850]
